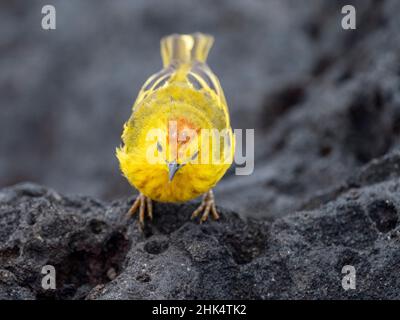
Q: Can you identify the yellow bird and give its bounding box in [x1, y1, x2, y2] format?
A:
[116, 33, 234, 228]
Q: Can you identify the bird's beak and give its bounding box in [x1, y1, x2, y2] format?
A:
[168, 161, 181, 181]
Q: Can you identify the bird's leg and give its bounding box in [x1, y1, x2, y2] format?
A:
[191, 190, 219, 223]
[126, 193, 153, 229]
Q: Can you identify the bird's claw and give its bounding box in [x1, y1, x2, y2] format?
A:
[126, 193, 153, 229]
[191, 190, 219, 223]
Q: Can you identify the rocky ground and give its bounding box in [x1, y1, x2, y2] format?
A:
[1, 150, 400, 299]
[1, 0, 400, 300]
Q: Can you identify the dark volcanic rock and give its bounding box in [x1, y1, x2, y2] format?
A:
[1, 151, 400, 299]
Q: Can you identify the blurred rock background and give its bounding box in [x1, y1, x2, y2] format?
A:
[1, 0, 399, 219]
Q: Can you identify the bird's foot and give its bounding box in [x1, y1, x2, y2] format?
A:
[191, 190, 219, 223]
[126, 193, 153, 229]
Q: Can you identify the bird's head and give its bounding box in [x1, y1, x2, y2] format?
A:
[138, 105, 233, 183]
[147, 117, 203, 182]
[117, 84, 233, 202]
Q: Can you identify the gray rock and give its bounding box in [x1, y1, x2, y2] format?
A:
[1, 151, 400, 299]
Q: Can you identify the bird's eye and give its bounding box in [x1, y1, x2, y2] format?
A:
[156, 141, 163, 152]
[191, 150, 199, 160]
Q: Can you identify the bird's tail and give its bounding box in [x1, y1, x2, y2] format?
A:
[160, 33, 214, 66]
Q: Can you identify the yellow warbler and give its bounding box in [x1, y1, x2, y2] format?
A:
[116, 33, 234, 228]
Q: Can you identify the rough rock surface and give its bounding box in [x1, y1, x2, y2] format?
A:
[1, 151, 400, 299]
